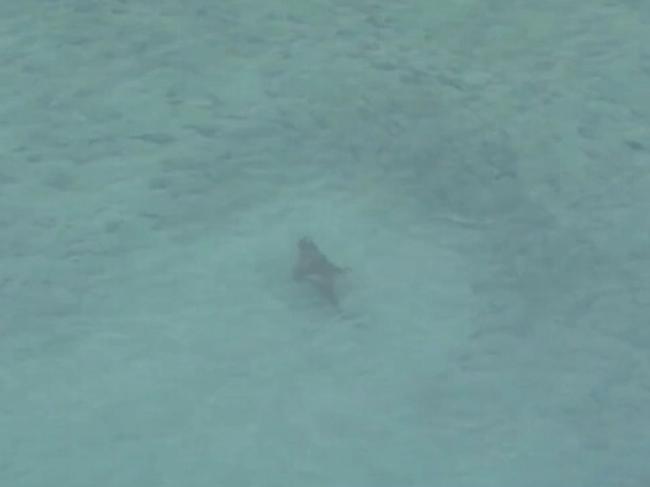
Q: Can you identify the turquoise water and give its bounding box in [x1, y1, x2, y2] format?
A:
[1, 1, 648, 485]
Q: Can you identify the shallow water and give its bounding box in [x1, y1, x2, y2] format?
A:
[0, 1, 649, 486]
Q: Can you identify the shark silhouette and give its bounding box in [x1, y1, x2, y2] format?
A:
[292, 237, 349, 307]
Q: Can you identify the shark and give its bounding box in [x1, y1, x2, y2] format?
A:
[292, 237, 349, 307]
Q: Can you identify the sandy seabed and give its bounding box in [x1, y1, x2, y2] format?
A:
[0, 1, 649, 486]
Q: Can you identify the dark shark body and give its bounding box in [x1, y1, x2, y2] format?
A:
[292, 237, 348, 306]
